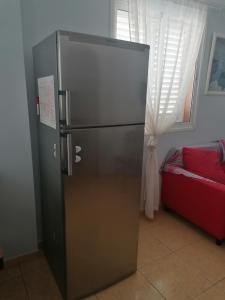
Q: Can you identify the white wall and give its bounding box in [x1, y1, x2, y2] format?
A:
[20, 1, 225, 241]
[0, 0, 37, 259]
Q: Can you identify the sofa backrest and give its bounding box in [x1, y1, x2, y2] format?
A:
[162, 142, 220, 169]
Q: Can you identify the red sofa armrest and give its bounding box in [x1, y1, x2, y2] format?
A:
[161, 171, 225, 240]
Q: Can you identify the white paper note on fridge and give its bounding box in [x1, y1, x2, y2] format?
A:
[38, 75, 56, 129]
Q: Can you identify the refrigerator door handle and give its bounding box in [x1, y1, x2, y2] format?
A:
[67, 133, 73, 176]
[65, 90, 71, 126]
[59, 90, 71, 126]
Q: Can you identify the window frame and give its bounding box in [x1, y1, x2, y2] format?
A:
[111, 0, 204, 132]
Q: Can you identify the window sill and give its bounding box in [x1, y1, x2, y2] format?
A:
[168, 121, 196, 133]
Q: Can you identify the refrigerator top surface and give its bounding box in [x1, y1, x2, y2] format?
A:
[57, 30, 149, 52]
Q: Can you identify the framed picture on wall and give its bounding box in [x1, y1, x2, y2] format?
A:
[206, 33, 225, 95]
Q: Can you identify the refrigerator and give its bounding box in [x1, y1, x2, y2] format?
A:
[33, 31, 149, 300]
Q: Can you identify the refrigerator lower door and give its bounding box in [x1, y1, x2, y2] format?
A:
[63, 125, 144, 300]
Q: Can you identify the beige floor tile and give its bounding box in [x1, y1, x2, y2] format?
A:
[20, 256, 63, 300]
[175, 238, 225, 284]
[165, 287, 192, 300]
[196, 279, 225, 300]
[0, 264, 21, 283]
[139, 253, 211, 299]
[138, 231, 172, 267]
[147, 213, 203, 251]
[0, 277, 28, 300]
[96, 272, 164, 300]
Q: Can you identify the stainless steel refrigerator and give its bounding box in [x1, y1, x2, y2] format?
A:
[33, 31, 149, 300]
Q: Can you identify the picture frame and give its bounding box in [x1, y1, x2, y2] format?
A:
[205, 33, 225, 95]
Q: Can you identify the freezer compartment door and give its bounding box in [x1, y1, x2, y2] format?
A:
[58, 32, 149, 127]
[63, 125, 144, 300]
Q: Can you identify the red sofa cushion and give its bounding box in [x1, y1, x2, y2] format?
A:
[183, 147, 225, 184]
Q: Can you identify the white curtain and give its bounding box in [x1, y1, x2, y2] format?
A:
[127, 0, 207, 218]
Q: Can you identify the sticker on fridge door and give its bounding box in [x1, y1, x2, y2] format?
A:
[37, 75, 56, 129]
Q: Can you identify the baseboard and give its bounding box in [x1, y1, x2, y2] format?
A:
[5, 249, 43, 267]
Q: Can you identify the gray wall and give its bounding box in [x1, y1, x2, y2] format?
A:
[0, 0, 37, 259]
[20, 1, 225, 241]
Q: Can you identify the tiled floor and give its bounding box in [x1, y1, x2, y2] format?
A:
[1, 210, 225, 300]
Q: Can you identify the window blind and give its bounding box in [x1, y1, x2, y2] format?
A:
[115, 6, 194, 120]
[152, 21, 185, 117]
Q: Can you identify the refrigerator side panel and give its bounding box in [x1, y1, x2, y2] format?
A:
[33, 33, 66, 298]
[64, 125, 144, 300]
[58, 31, 149, 127]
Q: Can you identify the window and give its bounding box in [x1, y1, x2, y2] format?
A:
[112, 0, 201, 129]
[116, 9, 130, 41]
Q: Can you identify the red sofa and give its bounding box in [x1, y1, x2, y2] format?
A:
[161, 145, 225, 245]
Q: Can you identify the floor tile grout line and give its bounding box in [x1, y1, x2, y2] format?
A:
[0, 270, 21, 285]
[139, 214, 225, 299]
[139, 267, 202, 300]
[140, 223, 203, 254]
[171, 243, 225, 286]
[193, 274, 225, 299]
[170, 235, 210, 253]
[163, 250, 220, 294]
[138, 240, 199, 271]
[159, 232, 204, 252]
[138, 270, 166, 300]
[19, 263, 30, 300]
[138, 251, 173, 270]
[139, 228, 174, 253]
[138, 245, 222, 300]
